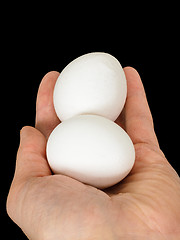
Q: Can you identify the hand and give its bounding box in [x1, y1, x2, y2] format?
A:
[7, 68, 180, 240]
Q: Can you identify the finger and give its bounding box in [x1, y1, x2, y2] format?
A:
[35, 71, 60, 138]
[14, 126, 51, 182]
[123, 67, 159, 147]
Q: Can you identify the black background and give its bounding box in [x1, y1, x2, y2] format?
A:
[2, 6, 179, 239]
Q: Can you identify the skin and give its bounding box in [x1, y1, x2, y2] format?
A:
[7, 67, 180, 240]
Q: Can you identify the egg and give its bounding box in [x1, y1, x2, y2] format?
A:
[46, 115, 135, 189]
[53, 52, 127, 122]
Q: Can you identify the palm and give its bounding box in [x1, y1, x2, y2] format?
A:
[7, 68, 180, 240]
[18, 144, 179, 239]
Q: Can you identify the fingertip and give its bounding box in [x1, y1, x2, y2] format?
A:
[19, 126, 46, 156]
[42, 71, 60, 80]
[124, 66, 139, 73]
[20, 126, 43, 140]
[124, 66, 144, 94]
[16, 126, 51, 179]
[20, 125, 34, 134]
[20, 126, 32, 141]
[124, 66, 141, 81]
[37, 71, 60, 98]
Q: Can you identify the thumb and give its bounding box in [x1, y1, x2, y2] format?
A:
[14, 126, 51, 183]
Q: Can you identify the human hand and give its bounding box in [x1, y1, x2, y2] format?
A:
[7, 68, 180, 240]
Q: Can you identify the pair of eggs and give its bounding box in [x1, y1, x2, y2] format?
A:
[46, 52, 135, 189]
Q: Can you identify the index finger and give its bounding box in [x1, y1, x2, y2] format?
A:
[35, 71, 60, 138]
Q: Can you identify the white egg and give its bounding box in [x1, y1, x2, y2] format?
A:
[53, 52, 127, 122]
[46, 115, 135, 189]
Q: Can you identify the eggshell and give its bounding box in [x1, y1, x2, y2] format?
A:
[53, 52, 127, 122]
[46, 115, 135, 189]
